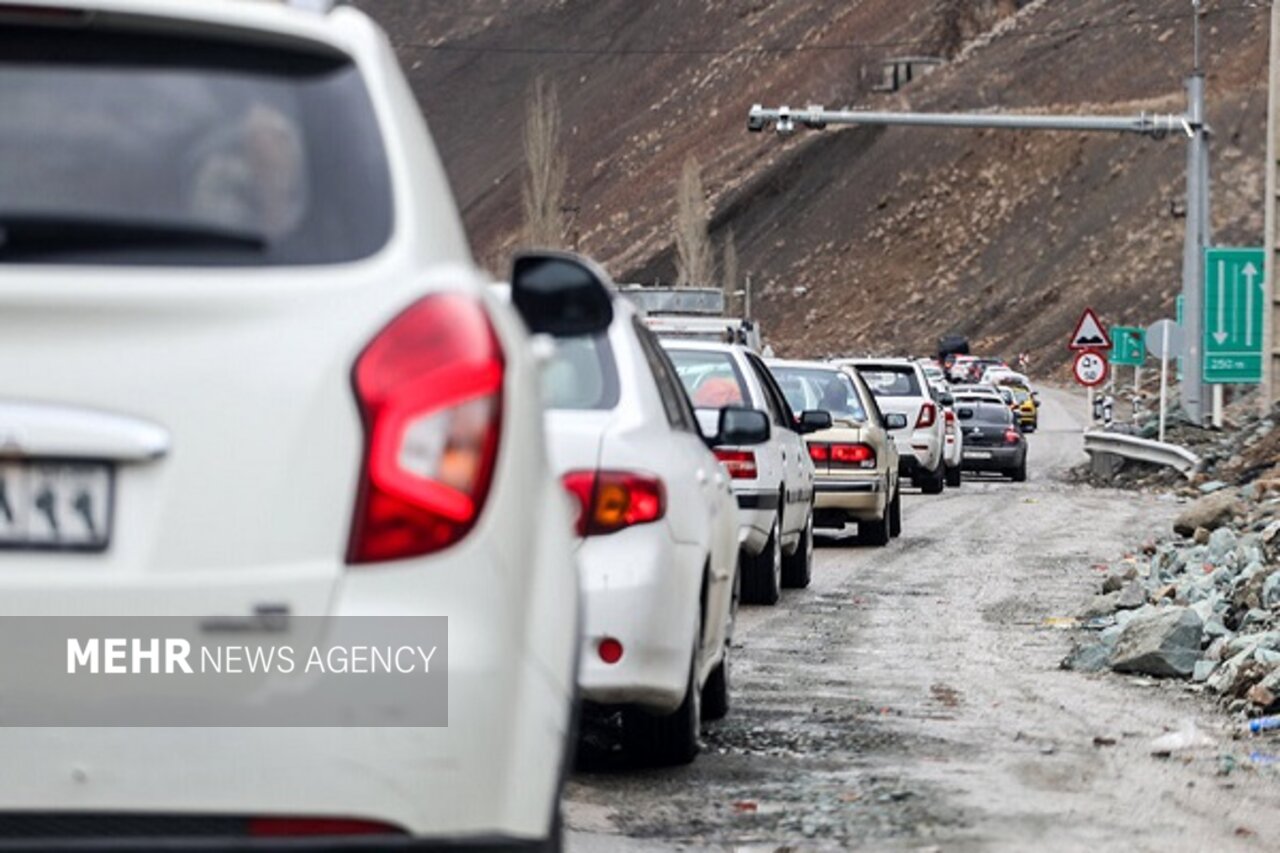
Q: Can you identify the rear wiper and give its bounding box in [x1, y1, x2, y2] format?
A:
[0, 212, 268, 258]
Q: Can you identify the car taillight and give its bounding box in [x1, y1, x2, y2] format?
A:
[248, 818, 404, 837]
[915, 402, 937, 429]
[1004, 429, 1021, 444]
[347, 294, 504, 565]
[561, 470, 665, 537]
[829, 443, 876, 469]
[714, 449, 758, 480]
[944, 409, 956, 424]
[808, 444, 830, 463]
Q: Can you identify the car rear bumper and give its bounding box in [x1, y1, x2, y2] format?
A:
[575, 527, 701, 713]
[960, 446, 1024, 471]
[733, 494, 777, 554]
[813, 477, 886, 519]
[0, 830, 551, 852]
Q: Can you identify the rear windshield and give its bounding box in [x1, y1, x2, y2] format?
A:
[0, 25, 393, 266]
[771, 366, 866, 422]
[544, 335, 620, 410]
[965, 403, 1014, 424]
[855, 365, 922, 398]
[666, 349, 751, 409]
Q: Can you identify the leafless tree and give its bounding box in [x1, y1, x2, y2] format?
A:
[674, 157, 714, 287]
[721, 227, 739, 312]
[521, 77, 567, 247]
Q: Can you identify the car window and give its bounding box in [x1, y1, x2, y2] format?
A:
[1, 26, 393, 266]
[775, 374, 817, 414]
[855, 365, 923, 398]
[771, 366, 867, 422]
[972, 402, 1014, 424]
[745, 353, 794, 427]
[633, 320, 698, 432]
[666, 348, 752, 409]
[544, 334, 621, 410]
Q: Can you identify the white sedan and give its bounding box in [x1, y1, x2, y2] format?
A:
[0, 1, 579, 849]
[541, 272, 746, 765]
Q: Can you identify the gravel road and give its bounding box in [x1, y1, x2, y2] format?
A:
[564, 388, 1280, 852]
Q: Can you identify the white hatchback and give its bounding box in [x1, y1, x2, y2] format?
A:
[662, 341, 825, 605]
[839, 358, 948, 495]
[540, 276, 745, 766]
[0, 1, 579, 849]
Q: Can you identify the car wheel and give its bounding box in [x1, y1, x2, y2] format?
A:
[945, 464, 962, 488]
[1011, 459, 1028, 482]
[919, 460, 945, 495]
[888, 487, 902, 538]
[741, 515, 782, 605]
[702, 562, 737, 722]
[781, 512, 812, 589]
[859, 510, 891, 547]
[623, 641, 700, 766]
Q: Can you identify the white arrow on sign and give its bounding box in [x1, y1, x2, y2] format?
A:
[1213, 258, 1228, 345]
[1244, 261, 1259, 347]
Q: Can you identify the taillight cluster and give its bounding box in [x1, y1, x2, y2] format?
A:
[561, 470, 666, 537]
[1004, 429, 1021, 444]
[714, 449, 758, 479]
[809, 442, 876, 469]
[915, 402, 937, 429]
[347, 294, 504, 565]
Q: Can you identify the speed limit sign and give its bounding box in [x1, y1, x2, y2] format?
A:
[1073, 348, 1109, 387]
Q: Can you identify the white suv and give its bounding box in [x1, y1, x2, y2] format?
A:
[662, 341, 825, 605]
[539, 271, 743, 765]
[0, 1, 578, 849]
[840, 358, 948, 495]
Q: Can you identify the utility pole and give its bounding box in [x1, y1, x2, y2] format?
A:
[1264, 0, 1280, 413]
[747, 1, 1214, 424]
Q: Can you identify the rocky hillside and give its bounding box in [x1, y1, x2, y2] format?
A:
[354, 0, 1270, 376]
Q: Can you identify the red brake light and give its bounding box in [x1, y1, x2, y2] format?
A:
[1004, 429, 1021, 444]
[915, 402, 937, 429]
[561, 470, 666, 536]
[347, 294, 504, 565]
[808, 443, 830, 463]
[829, 443, 876, 468]
[944, 409, 956, 424]
[715, 449, 758, 480]
[248, 818, 404, 837]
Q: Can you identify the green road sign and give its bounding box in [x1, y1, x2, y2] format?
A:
[1203, 247, 1265, 383]
[1110, 326, 1145, 366]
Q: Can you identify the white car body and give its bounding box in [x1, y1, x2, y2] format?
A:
[0, 1, 575, 848]
[662, 340, 816, 602]
[981, 368, 1032, 388]
[542, 297, 739, 751]
[838, 358, 947, 493]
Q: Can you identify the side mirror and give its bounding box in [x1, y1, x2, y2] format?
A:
[796, 409, 832, 434]
[714, 407, 770, 446]
[957, 408, 975, 421]
[510, 252, 614, 338]
[884, 413, 909, 431]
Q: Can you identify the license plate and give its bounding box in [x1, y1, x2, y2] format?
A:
[0, 460, 114, 552]
[964, 450, 993, 460]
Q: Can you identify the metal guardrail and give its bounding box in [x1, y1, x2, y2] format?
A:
[1083, 430, 1201, 478]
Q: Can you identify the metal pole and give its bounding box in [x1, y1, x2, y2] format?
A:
[1264, 0, 1280, 414]
[748, 105, 1187, 137]
[1181, 72, 1209, 424]
[1212, 383, 1224, 428]
[744, 274, 753, 320]
[1160, 323, 1171, 443]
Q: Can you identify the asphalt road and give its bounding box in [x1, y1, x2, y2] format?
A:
[564, 388, 1280, 852]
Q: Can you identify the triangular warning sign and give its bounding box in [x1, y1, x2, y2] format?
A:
[1068, 308, 1111, 351]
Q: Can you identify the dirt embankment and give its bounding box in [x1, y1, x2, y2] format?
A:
[357, 0, 1269, 378]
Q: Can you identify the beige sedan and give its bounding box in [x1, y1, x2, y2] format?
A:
[768, 360, 906, 546]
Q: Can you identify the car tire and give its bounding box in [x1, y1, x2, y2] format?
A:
[919, 460, 945, 495]
[702, 562, 737, 722]
[1011, 459, 1028, 482]
[623, 642, 700, 766]
[888, 488, 902, 538]
[859, 511, 891, 547]
[781, 512, 812, 589]
[741, 515, 782, 605]
[945, 464, 962, 488]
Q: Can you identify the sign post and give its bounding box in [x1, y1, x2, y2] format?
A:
[1070, 310, 1111, 427]
[1147, 319, 1186, 444]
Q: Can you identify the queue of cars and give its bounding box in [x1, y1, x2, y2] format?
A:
[0, 1, 1041, 849]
